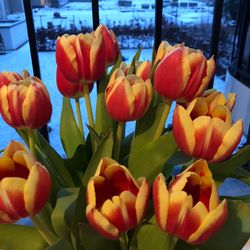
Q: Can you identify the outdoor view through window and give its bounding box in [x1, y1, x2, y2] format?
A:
[0, 0, 239, 154]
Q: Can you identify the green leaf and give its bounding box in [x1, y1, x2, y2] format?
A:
[44, 239, 73, 250]
[35, 130, 75, 187]
[167, 150, 193, 166]
[51, 188, 78, 240]
[82, 131, 114, 185]
[136, 224, 177, 250]
[71, 185, 87, 250]
[131, 101, 168, 154]
[86, 125, 102, 145]
[174, 200, 250, 250]
[79, 223, 119, 250]
[209, 145, 250, 182]
[60, 97, 84, 158]
[64, 144, 89, 172]
[120, 132, 134, 165]
[128, 48, 142, 74]
[0, 224, 47, 250]
[128, 131, 178, 184]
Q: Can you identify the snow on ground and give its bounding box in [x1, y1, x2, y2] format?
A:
[7, 1, 213, 31]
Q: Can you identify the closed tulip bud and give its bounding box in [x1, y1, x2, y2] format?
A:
[153, 160, 227, 245]
[0, 76, 52, 129]
[86, 157, 150, 239]
[99, 25, 119, 66]
[173, 91, 243, 163]
[136, 61, 151, 81]
[0, 141, 51, 223]
[56, 26, 105, 84]
[0, 71, 22, 87]
[105, 69, 153, 122]
[154, 44, 215, 103]
[56, 67, 94, 98]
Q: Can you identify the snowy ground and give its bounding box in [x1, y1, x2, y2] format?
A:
[7, 1, 213, 31]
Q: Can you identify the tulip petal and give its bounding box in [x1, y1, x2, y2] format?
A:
[56, 36, 79, 82]
[154, 48, 191, 99]
[104, 164, 139, 196]
[183, 159, 212, 178]
[181, 52, 207, 102]
[226, 93, 236, 111]
[0, 210, 14, 223]
[0, 86, 12, 125]
[192, 116, 211, 157]
[199, 118, 228, 161]
[24, 164, 51, 215]
[187, 199, 227, 245]
[101, 197, 127, 232]
[173, 105, 195, 156]
[0, 177, 27, 219]
[0, 157, 15, 181]
[153, 174, 169, 231]
[86, 205, 119, 240]
[90, 27, 105, 81]
[135, 177, 150, 223]
[106, 77, 135, 121]
[196, 56, 215, 97]
[167, 191, 192, 235]
[178, 201, 208, 241]
[212, 119, 243, 162]
[187, 98, 208, 119]
[3, 141, 27, 158]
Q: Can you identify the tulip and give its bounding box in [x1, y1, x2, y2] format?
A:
[56, 26, 105, 84]
[99, 25, 119, 66]
[105, 69, 153, 122]
[86, 157, 150, 239]
[154, 44, 215, 103]
[0, 141, 51, 223]
[56, 68, 94, 98]
[154, 41, 176, 64]
[173, 91, 243, 163]
[136, 61, 151, 81]
[0, 76, 52, 129]
[153, 159, 228, 245]
[0, 71, 22, 87]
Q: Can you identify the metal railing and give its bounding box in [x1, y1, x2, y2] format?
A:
[22, 0, 227, 141]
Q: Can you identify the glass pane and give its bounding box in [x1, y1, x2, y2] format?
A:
[32, 1, 93, 155]
[0, 2, 32, 149]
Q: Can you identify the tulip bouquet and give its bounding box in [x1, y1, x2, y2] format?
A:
[0, 24, 250, 250]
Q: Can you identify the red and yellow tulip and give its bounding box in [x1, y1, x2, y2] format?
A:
[56, 68, 94, 98]
[136, 61, 151, 81]
[153, 159, 228, 245]
[0, 76, 52, 129]
[99, 24, 119, 66]
[154, 43, 215, 103]
[173, 91, 243, 162]
[56, 26, 105, 84]
[0, 141, 51, 223]
[105, 68, 153, 121]
[86, 157, 150, 239]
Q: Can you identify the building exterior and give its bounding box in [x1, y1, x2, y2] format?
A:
[46, 0, 70, 7]
[0, 0, 23, 16]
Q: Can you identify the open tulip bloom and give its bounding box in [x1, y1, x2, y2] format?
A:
[0, 27, 249, 250]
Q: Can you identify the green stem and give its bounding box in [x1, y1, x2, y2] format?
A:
[114, 122, 124, 161]
[83, 83, 96, 152]
[28, 129, 36, 156]
[119, 233, 128, 250]
[153, 99, 172, 141]
[31, 215, 58, 245]
[75, 98, 85, 144]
